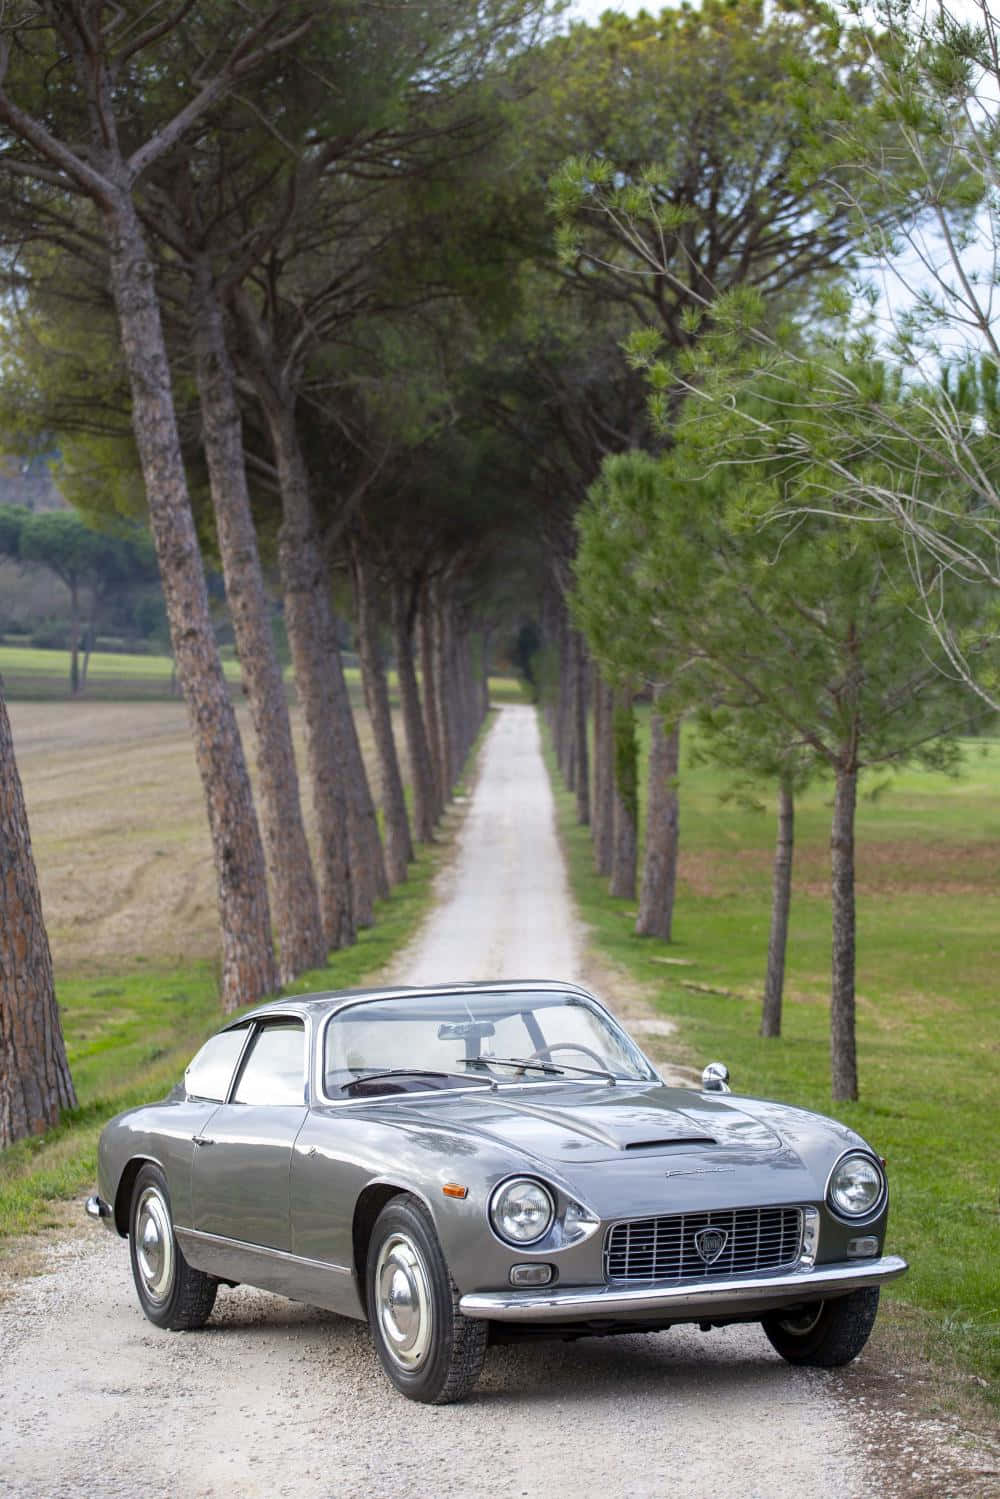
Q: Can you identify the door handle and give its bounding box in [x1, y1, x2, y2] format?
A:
[192, 1136, 215, 1147]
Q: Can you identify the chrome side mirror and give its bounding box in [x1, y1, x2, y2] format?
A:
[702, 1061, 731, 1094]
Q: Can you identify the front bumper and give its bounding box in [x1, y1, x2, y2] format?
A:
[459, 1254, 908, 1323]
[85, 1194, 114, 1230]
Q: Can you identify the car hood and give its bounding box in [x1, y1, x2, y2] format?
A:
[387, 1080, 784, 1165]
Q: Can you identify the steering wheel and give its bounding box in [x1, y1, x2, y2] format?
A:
[514, 1042, 610, 1076]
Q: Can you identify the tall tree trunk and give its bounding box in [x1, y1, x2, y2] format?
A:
[351, 540, 412, 886]
[192, 262, 326, 981]
[392, 579, 436, 843]
[261, 398, 354, 951]
[636, 698, 679, 938]
[610, 686, 638, 900]
[592, 674, 614, 877]
[830, 759, 859, 1100]
[761, 778, 795, 1038]
[0, 683, 77, 1148]
[573, 632, 590, 826]
[68, 579, 80, 696]
[328, 625, 389, 921]
[81, 613, 94, 690]
[107, 192, 277, 1010]
[432, 580, 457, 796]
[419, 583, 445, 815]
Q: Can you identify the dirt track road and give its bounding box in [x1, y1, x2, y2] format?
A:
[0, 705, 988, 1499]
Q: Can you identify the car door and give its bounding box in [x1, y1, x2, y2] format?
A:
[190, 1016, 308, 1253]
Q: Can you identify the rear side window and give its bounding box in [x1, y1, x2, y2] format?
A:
[232, 1020, 306, 1106]
[185, 1026, 249, 1102]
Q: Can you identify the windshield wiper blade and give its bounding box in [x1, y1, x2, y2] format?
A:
[342, 1068, 490, 1094]
[463, 1056, 620, 1084]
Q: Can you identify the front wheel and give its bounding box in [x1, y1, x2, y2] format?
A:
[128, 1163, 217, 1331]
[366, 1194, 488, 1404]
[762, 1287, 880, 1367]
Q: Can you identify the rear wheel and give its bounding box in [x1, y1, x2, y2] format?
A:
[366, 1194, 487, 1404]
[762, 1287, 880, 1367]
[129, 1164, 217, 1331]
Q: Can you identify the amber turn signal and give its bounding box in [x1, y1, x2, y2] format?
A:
[442, 1182, 468, 1199]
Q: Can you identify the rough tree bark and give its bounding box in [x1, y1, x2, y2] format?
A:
[351, 539, 412, 885]
[636, 696, 679, 938]
[419, 582, 445, 816]
[108, 195, 278, 1010]
[433, 581, 457, 796]
[610, 686, 638, 900]
[830, 758, 859, 1101]
[0, 4, 301, 1011]
[259, 397, 355, 950]
[326, 627, 390, 922]
[392, 578, 436, 842]
[573, 631, 590, 827]
[191, 260, 326, 981]
[68, 579, 81, 696]
[760, 778, 795, 1039]
[0, 683, 77, 1148]
[592, 673, 614, 877]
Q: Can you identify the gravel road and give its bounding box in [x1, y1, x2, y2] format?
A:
[0, 705, 984, 1499]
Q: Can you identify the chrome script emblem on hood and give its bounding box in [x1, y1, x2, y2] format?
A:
[694, 1227, 729, 1265]
[663, 1167, 735, 1179]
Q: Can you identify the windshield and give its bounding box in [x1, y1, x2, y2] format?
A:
[323, 989, 657, 1098]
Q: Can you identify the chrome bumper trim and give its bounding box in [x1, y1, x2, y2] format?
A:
[459, 1254, 908, 1322]
[85, 1195, 111, 1221]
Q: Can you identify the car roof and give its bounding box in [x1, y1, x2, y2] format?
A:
[220, 979, 598, 1031]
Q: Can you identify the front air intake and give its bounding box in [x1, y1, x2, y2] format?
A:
[622, 1136, 717, 1151]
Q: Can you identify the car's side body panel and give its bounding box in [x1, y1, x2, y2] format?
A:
[190, 1103, 307, 1249]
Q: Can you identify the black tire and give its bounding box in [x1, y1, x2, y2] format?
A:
[366, 1194, 488, 1404]
[762, 1287, 880, 1367]
[128, 1163, 217, 1332]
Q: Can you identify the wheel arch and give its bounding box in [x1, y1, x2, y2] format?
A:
[113, 1156, 160, 1237]
[352, 1181, 439, 1301]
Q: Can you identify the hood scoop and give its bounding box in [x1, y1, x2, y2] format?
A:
[624, 1136, 717, 1151]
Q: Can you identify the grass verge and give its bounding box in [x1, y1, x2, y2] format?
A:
[0, 801, 456, 1246]
[542, 718, 999, 1415]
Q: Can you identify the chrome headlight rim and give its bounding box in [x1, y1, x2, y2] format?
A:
[825, 1149, 887, 1222]
[488, 1176, 556, 1247]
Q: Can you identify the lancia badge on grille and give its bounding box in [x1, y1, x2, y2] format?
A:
[693, 1227, 728, 1265]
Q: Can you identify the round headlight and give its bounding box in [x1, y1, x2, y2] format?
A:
[489, 1178, 555, 1245]
[828, 1153, 885, 1218]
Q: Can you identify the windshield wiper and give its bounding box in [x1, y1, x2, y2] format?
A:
[463, 1057, 620, 1085]
[342, 1068, 491, 1095]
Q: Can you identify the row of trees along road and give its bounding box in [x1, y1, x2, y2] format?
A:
[0, 0, 557, 1147]
[2, 0, 990, 1140]
[552, 1, 1000, 1101]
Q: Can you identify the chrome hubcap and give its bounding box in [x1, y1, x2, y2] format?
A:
[135, 1187, 174, 1304]
[375, 1232, 433, 1370]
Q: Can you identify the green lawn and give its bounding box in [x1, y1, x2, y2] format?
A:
[0, 641, 526, 707]
[546, 714, 1000, 1408]
[0, 832, 443, 1243]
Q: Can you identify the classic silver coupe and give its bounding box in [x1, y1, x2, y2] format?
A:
[87, 981, 907, 1403]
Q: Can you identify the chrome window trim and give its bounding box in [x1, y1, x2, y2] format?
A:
[185, 1020, 256, 1106]
[225, 1012, 310, 1108]
[313, 987, 660, 1106]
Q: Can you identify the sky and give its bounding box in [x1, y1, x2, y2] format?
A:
[570, 0, 648, 21]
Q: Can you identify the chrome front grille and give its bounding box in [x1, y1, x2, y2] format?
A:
[604, 1206, 803, 1283]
